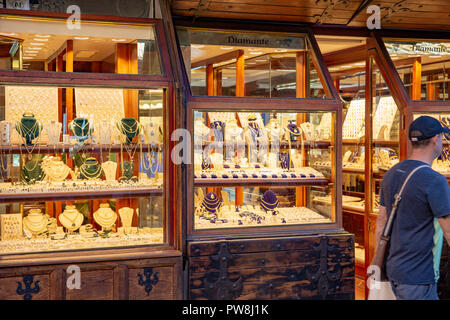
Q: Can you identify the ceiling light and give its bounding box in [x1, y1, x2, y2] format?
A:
[30, 42, 45, 46]
[0, 33, 17, 36]
[429, 55, 443, 58]
[23, 57, 35, 60]
[34, 34, 50, 38]
[33, 38, 48, 42]
[250, 52, 263, 55]
[112, 38, 127, 42]
[24, 51, 39, 54]
[29, 47, 42, 50]
[75, 50, 97, 58]
[255, 59, 267, 62]
[220, 46, 234, 50]
[74, 36, 89, 40]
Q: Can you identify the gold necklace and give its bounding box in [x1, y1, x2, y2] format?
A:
[80, 161, 102, 180]
[60, 207, 83, 228]
[23, 212, 48, 234]
[17, 121, 42, 160]
[119, 120, 140, 136]
[94, 204, 117, 229]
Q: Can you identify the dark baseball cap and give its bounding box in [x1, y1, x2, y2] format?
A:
[409, 116, 450, 142]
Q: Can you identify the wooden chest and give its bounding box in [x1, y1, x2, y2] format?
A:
[0, 252, 182, 300]
[187, 232, 355, 300]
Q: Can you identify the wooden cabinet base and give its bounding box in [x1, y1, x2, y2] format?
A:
[187, 232, 355, 300]
[0, 254, 182, 300]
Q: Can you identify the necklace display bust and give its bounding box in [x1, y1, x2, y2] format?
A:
[23, 209, 48, 236]
[41, 156, 73, 182]
[93, 203, 117, 231]
[59, 205, 84, 233]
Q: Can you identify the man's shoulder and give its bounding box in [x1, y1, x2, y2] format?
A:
[384, 161, 442, 182]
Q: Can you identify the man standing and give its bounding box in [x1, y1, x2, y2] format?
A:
[374, 116, 450, 300]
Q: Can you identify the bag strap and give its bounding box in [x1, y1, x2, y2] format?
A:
[382, 164, 429, 238]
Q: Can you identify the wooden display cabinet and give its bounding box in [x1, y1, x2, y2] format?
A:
[178, 25, 355, 300]
[0, 9, 183, 300]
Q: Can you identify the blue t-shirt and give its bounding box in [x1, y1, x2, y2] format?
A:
[380, 160, 450, 285]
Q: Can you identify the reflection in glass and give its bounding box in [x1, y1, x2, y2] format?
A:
[384, 39, 450, 101]
[177, 28, 331, 99]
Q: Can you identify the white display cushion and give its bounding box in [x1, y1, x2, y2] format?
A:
[5, 85, 59, 144]
[75, 88, 125, 126]
[342, 99, 365, 139]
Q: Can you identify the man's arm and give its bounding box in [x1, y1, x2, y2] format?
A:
[375, 206, 388, 246]
[438, 215, 450, 246]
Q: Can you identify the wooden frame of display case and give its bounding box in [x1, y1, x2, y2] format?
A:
[0, 9, 183, 300]
[177, 22, 355, 300]
[186, 98, 343, 241]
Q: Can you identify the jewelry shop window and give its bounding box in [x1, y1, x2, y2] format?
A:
[383, 38, 450, 101]
[0, 15, 162, 75]
[0, 85, 167, 255]
[177, 28, 331, 99]
[193, 109, 336, 230]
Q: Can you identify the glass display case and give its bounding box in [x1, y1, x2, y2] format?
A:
[323, 48, 402, 279]
[0, 84, 168, 255]
[383, 38, 450, 101]
[188, 108, 340, 236]
[177, 28, 331, 99]
[0, 14, 162, 75]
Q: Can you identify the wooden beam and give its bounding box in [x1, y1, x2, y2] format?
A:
[206, 64, 214, 96]
[334, 77, 340, 92]
[216, 69, 222, 96]
[191, 49, 244, 69]
[296, 52, 306, 98]
[427, 75, 436, 100]
[65, 40, 74, 125]
[235, 50, 245, 97]
[323, 44, 367, 67]
[412, 57, 422, 100]
[309, 52, 332, 98]
[235, 50, 245, 205]
[296, 51, 307, 207]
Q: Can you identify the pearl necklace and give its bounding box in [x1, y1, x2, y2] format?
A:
[93, 204, 117, 230]
[23, 210, 48, 235]
[41, 156, 71, 182]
